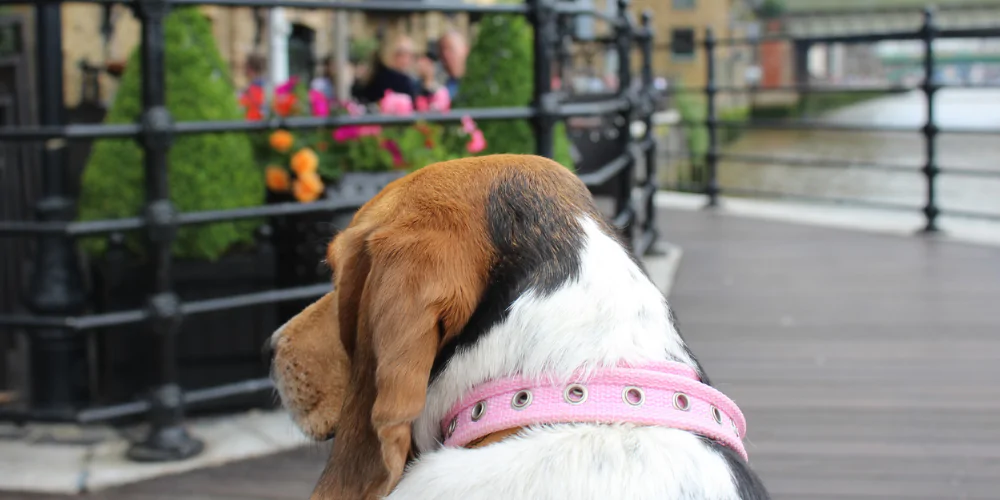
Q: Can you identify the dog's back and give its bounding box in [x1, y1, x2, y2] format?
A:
[270, 155, 769, 499]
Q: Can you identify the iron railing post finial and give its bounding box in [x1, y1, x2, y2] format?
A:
[920, 7, 940, 233]
[638, 9, 659, 255]
[703, 27, 719, 208]
[530, 0, 557, 159]
[26, 0, 90, 413]
[125, 0, 205, 463]
[612, 0, 636, 250]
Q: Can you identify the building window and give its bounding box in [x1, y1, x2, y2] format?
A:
[672, 0, 695, 10]
[671, 28, 696, 60]
[288, 24, 316, 84]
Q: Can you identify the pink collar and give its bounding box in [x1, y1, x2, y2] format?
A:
[441, 361, 748, 461]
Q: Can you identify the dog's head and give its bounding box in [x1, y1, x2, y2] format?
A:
[269, 154, 597, 499]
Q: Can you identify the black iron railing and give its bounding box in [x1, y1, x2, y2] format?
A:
[662, 7, 1000, 232]
[0, 0, 658, 461]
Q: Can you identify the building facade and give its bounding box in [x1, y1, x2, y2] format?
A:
[632, 0, 757, 103]
[10, 3, 471, 109]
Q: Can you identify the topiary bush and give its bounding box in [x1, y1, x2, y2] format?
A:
[78, 7, 263, 262]
[455, 12, 574, 170]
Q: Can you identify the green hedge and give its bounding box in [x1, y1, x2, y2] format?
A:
[750, 91, 889, 119]
[455, 12, 574, 170]
[78, 7, 263, 262]
[674, 92, 749, 182]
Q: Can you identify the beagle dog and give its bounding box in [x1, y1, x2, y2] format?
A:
[269, 154, 770, 500]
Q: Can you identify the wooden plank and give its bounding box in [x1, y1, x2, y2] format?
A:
[663, 209, 1000, 500]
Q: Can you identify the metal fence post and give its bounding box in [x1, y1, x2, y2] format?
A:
[126, 0, 204, 462]
[25, 1, 89, 412]
[530, 0, 556, 159]
[639, 10, 658, 255]
[920, 8, 940, 233]
[615, 0, 635, 249]
[703, 27, 719, 208]
[556, 3, 573, 87]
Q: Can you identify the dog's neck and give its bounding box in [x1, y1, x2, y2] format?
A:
[414, 216, 700, 452]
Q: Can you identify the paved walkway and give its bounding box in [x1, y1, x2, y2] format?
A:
[5, 208, 1000, 499]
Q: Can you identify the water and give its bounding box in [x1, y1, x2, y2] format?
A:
[717, 89, 1000, 220]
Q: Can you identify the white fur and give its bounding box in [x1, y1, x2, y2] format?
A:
[397, 216, 739, 500]
[390, 426, 737, 500]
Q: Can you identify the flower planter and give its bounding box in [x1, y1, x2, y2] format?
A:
[88, 229, 279, 414]
[269, 171, 408, 324]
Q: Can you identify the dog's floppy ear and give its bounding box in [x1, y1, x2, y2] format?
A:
[312, 224, 487, 500]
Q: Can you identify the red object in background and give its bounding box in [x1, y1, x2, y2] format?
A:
[273, 93, 297, 117]
[759, 19, 787, 89]
[239, 85, 266, 121]
[106, 60, 127, 77]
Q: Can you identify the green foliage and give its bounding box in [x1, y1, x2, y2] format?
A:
[456, 13, 574, 170]
[749, 91, 889, 119]
[78, 7, 263, 261]
[758, 0, 787, 18]
[349, 37, 379, 64]
[674, 92, 749, 183]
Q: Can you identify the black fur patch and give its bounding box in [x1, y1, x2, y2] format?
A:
[430, 169, 596, 381]
[702, 438, 771, 500]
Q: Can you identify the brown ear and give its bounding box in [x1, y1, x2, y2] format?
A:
[312, 226, 486, 500]
[271, 291, 350, 440]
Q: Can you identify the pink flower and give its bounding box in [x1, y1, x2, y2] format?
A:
[333, 126, 360, 142]
[309, 90, 330, 117]
[429, 87, 451, 112]
[345, 101, 364, 117]
[466, 129, 487, 154]
[381, 140, 404, 167]
[379, 90, 413, 116]
[275, 77, 299, 95]
[415, 95, 430, 112]
[461, 115, 477, 134]
[359, 125, 382, 137]
[332, 125, 382, 143]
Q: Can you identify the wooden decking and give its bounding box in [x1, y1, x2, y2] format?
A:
[5, 208, 1000, 499]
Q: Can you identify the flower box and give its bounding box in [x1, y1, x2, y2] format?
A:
[88, 229, 279, 414]
[269, 171, 407, 323]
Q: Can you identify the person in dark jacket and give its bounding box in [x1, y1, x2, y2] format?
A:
[358, 34, 419, 105]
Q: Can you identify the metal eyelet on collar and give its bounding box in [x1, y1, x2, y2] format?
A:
[711, 406, 723, 424]
[622, 386, 645, 407]
[447, 417, 457, 438]
[732, 419, 740, 438]
[563, 384, 588, 405]
[673, 392, 691, 411]
[471, 401, 487, 422]
[511, 389, 533, 410]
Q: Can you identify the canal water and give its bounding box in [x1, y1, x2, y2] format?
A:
[717, 89, 1000, 221]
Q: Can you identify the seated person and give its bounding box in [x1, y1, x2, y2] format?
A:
[357, 33, 419, 104]
[416, 48, 442, 99]
[438, 30, 468, 99]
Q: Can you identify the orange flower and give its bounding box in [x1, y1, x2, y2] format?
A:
[290, 148, 319, 175]
[269, 130, 294, 153]
[292, 172, 324, 202]
[265, 165, 290, 192]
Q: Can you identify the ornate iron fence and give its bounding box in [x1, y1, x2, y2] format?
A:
[0, 0, 659, 461]
[662, 7, 1000, 232]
